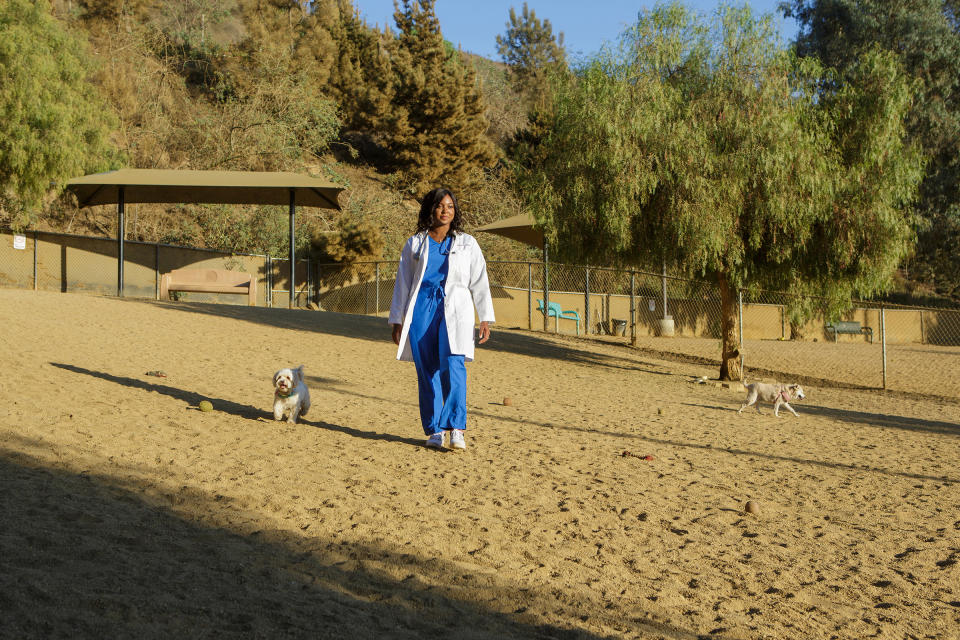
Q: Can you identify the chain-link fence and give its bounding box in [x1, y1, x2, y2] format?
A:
[3, 228, 959, 398]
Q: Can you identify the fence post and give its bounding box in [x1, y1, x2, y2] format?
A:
[543, 242, 550, 333]
[881, 305, 887, 390]
[630, 271, 636, 345]
[527, 262, 532, 330]
[266, 256, 273, 308]
[738, 289, 744, 374]
[375, 262, 381, 316]
[155, 244, 160, 300]
[584, 267, 591, 336]
[661, 261, 668, 318]
[33, 230, 38, 291]
[919, 309, 925, 344]
[305, 257, 311, 307]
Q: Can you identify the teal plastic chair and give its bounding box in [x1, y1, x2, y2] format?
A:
[536, 298, 580, 335]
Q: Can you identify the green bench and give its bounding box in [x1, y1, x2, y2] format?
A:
[537, 298, 580, 335]
[825, 320, 873, 343]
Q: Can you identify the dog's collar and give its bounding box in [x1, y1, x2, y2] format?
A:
[276, 389, 293, 398]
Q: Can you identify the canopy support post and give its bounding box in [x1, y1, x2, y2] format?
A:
[117, 187, 125, 297]
[289, 189, 296, 309]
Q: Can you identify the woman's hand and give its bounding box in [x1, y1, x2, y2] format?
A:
[477, 321, 491, 344]
[392, 323, 402, 345]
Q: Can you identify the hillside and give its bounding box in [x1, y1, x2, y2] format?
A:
[28, 0, 534, 263]
[8, 1, 957, 304]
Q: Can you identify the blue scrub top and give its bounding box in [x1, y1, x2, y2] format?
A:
[421, 234, 451, 290]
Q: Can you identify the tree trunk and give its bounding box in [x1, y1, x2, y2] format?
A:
[718, 275, 742, 381]
[789, 320, 805, 340]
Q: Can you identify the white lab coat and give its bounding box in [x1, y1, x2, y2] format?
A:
[388, 232, 495, 362]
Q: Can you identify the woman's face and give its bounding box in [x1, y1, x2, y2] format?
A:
[432, 195, 455, 228]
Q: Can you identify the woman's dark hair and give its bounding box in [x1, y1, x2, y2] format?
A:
[416, 188, 463, 235]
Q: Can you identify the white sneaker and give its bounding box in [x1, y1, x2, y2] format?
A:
[449, 429, 466, 450]
[425, 432, 445, 449]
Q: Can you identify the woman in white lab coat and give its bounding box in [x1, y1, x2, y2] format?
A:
[389, 188, 495, 451]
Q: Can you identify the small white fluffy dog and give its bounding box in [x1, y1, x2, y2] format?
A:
[738, 381, 805, 417]
[273, 365, 310, 424]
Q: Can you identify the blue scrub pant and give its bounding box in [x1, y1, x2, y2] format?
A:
[409, 285, 467, 435]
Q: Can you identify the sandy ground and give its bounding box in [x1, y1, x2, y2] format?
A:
[1, 288, 958, 640]
[624, 335, 960, 399]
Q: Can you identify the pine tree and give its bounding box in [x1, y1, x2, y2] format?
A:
[496, 2, 566, 111]
[239, 0, 336, 88]
[383, 0, 496, 190]
[325, 0, 394, 134]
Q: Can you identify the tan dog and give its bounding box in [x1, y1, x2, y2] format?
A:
[738, 382, 805, 417]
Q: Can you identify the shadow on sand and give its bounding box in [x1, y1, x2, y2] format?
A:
[0, 444, 705, 640]
[51, 360, 958, 485]
[50, 363, 426, 450]
[130, 300, 668, 375]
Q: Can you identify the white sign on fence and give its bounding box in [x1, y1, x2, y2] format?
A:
[648, 298, 656, 311]
[13, 234, 26, 250]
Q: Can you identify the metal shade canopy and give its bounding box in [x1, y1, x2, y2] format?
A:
[475, 212, 554, 331]
[68, 168, 342, 208]
[66, 169, 343, 307]
[475, 213, 544, 250]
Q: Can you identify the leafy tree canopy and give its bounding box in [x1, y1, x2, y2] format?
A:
[0, 0, 118, 229]
[519, 2, 924, 379]
[783, 0, 960, 298]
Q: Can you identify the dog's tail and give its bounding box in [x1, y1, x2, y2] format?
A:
[296, 364, 305, 380]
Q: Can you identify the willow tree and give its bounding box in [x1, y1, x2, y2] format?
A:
[0, 0, 116, 229]
[784, 0, 960, 299]
[519, 3, 923, 380]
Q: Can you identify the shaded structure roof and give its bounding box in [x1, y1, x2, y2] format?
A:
[67, 168, 342, 209]
[475, 213, 543, 250]
[65, 168, 343, 307]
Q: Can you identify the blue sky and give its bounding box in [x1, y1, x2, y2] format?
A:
[353, 1, 800, 61]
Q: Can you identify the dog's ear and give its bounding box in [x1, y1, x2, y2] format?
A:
[273, 370, 281, 384]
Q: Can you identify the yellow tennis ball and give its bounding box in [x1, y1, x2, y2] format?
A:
[198, 400, 213, 412]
